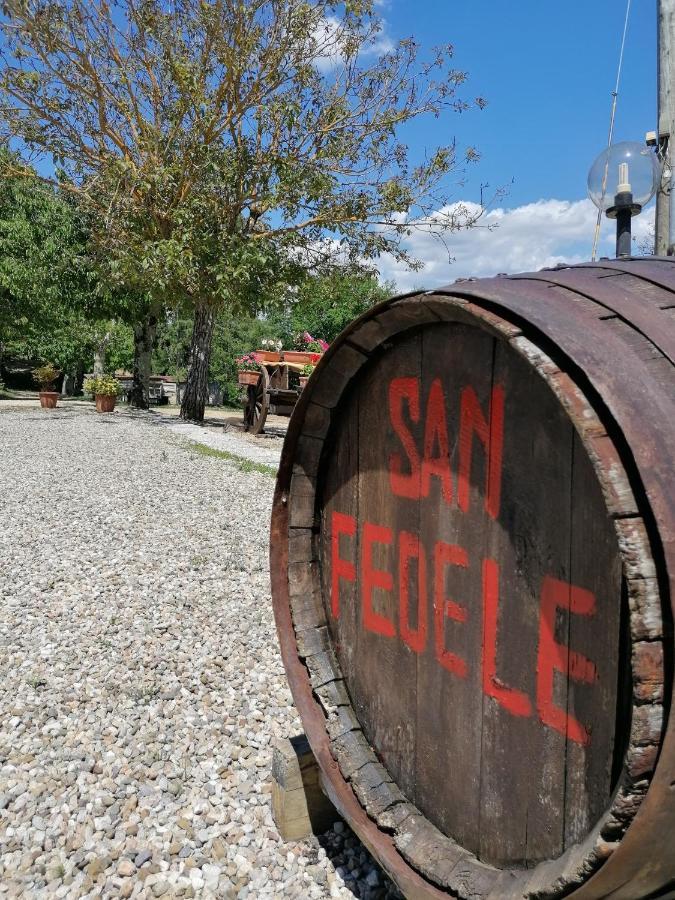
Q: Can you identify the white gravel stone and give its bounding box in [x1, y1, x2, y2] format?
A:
[0, 407, 400, 899]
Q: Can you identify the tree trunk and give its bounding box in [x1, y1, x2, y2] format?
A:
[93, 348, 105, 376]
[93, 330, 111, 376]
[129, 310, 159, 410]
[61, 373, 73, 396]
[180, 303, 216, 423]
[74, 361, 85, 396]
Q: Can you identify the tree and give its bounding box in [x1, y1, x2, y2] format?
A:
[0, 153, 76, 340]
[636, 223, 655, 256]
[0, 152, 85, 381]
[0, 151, 136, 388]
[277, 271, 394, 344]
[0, 0, 486, 421]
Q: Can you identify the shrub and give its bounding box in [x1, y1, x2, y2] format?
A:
[83, 374, 121, 396]
[32, 363, 61, 391]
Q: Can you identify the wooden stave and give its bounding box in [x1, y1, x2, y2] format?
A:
[270, 260, 675, 900]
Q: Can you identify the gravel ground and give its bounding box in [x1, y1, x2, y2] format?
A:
[0, 407, 400, 899]
[165, 422, 282, 469]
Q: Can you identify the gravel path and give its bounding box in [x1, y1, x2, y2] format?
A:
[165, 421, 282, 469]
[0, 408, 398, 899]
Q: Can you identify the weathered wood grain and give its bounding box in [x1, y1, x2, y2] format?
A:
[310, 344, 368, 408]
[479, 338, 573, 867]
[271, 735, 337, 841]
[354, 337, 421, 799]
[415, 323, 495, 855]
[564, 430, 623, 849]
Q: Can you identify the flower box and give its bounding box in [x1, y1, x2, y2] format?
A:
[238, 370, 261, 386]
[283, 350, 319, 365]
[254, 350, 282, 363]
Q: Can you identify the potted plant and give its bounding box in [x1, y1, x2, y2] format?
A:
[84, 374, 121, 412]
[33, 363, 61, 409]
[256, 338, 283, 364]
[283, 332, 329, 364]
[236, 354, 263, 385]
[298, 363, 314, 390]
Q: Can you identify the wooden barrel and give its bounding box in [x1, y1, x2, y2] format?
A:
[270, 258, 675, 900]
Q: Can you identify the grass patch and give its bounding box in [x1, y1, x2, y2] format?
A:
[184, 440, 277, 477]
[190, 554, 208, 569]
[128, 684, 161, 703]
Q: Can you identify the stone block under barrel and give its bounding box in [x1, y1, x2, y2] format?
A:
[270, 258, 675, 899]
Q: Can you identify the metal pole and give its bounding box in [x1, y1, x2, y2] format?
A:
[616, 207, 633, 256]
[656, 0, 675, 255]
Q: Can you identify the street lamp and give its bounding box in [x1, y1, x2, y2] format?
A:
[587, 141, 660, 257]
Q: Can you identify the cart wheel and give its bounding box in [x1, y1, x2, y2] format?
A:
[244, 368, 269, 434]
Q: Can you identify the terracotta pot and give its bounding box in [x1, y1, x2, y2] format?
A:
[283, 350, 315, 364]
[238, 370, 261, 386]
[95, 394, 117, 413]
[39, 391, 59, 409]
[254, 350, 282, 363]
[298, 376, 309, 390]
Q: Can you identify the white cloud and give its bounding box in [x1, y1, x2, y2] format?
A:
[313, 14, 394, 73]
[375, 198, 655, 292]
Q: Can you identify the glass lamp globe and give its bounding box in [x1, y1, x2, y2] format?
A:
[587, 141, 660, 212]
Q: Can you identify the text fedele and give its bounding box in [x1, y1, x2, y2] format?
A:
[329, 376, 599, 747]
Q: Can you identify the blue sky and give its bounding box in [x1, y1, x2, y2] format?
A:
[374, 0, 658, 288]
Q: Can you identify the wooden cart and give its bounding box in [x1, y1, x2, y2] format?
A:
[240, 351, 319, 434]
